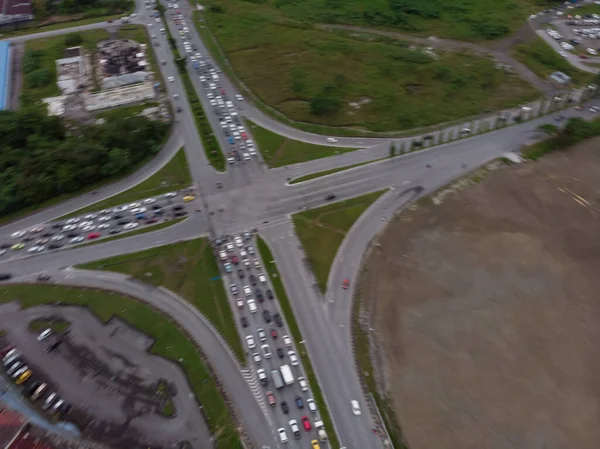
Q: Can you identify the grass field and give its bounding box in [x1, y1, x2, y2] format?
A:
[246, 120, 355, 167]
[77, 239, 244, 362]
[0, 284, 242, 449]
[289, 158, 386, 184]
[293, 190, 387, 293]
[512, 37, 592, 86]
[256, 236, 341, 449]
[28, 318, 70, 334]
[61, 147, 191, 218]
[199, 1, 539, 132]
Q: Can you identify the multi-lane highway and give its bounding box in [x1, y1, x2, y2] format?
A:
[3, 0, 600, 448]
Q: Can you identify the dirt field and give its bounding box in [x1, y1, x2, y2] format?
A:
[359, 138, 600, 449]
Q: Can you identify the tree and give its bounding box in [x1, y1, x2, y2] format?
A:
[310, 85, 341, 116]
[64, 33, 83, 47]
[175, 56, 187, 73]
[536, 124, 558, 135]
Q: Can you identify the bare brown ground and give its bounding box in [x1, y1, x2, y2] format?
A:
[360, 138, 600, 449]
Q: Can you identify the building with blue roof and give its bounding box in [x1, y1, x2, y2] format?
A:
[0, 41, 11, 110]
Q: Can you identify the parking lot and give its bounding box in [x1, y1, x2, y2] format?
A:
[0, 190, 194, 261]
[216, 233, 327, 448]
[0, 302, 210, 449]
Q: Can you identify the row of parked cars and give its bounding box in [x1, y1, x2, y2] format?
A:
[1, 330, 70, 419]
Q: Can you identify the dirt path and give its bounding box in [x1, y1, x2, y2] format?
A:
[317, 24, 556, 95]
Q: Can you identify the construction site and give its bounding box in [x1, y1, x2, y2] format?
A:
[43, 39, 165, 120]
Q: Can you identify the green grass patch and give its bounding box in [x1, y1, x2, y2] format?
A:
[60, 147, 192, 218]
[246, 120, 355, 167]
[97, 102, 162, 120]
[293, 190, 387, 293]
[289, 158, 386, 184]
[0, 284, 241, 449]
[28, 319, 70, 334]
[512, 37, 592, 86]
[198, 2, 538, 133]
[77, 218, 187, 249]
[156, 380, 176, 417]
[523, 116, 600, 160]
[77, 238, 245, 363]
[180, 73, 226, 171]
[353, 295, 406, 449]
[256, 236, 341, 449]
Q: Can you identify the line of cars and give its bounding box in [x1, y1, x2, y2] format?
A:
[1, 330, 71, 419]
[3, 192, 191, 256]
[219, 234, 327, 446]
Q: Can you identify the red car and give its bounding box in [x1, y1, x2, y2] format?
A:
[301, 416, 311, 431]
[219, 88, 226, 95]
[241, 132, 248, 140]
[579, 53, 588, 59]
[88, 232, 101, 239]
[107, 19, 113, 23]
[266, 391, 276, 407]
[271, 329, 278, 339]
[231, 255, 239, 265]
[342, 279, 349, 289]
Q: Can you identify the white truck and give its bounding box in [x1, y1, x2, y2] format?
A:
[280, 364, 294, 386]
[314, 420, 328, 442]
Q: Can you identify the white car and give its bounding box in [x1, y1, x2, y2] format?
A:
[253, 259, 261, 269]
[130, 207, 147, 215]
[236, 298, 244, 309]
[326, 137, 338, 143]
[258, 274, 267, 284]
[243, 153, 250, 161]
[247, 299, 257, 313]
[0, 250, 5, 256]
[235, 236, 243, 247]
[235, 94, 244, 101]
[164, 192, 177, 198]
[351, 400, 362, 416]
[70, 236, 84, 244]
[82, 225, 95, 232]
[277, 428, 288, 444]
[226, 242, 234, 252]
[148, 22, 153, 27]
[588, 48, 598, 55]
[155, 17, 160, 22]
[249, 148, 256, 156]
[288, 420, 300, 437]
[37, 329, 52, 341]
[84, 213, 97, 220]
[252, 352, 261, 365]
[288, 351, 299, 366]
[298, 376, 308, 392]
[62, 225, 76, 232]
[306, 398, 317, 413]
[66, 217, 80, 224]
[51, 235, 64, 241]
[98, 216, 110, 222]
[98, 223, 110, 230]
[282, 335, 292, 347]
[28, 246, 44, 253]
[246, 335, 256, 349]
[246, 245, 255, 255]
[10, 231, 25, 239]
[219, 250, 227, 261]
[168, 76, 175, 82]
[261, 344, 272, 359]
[257, 328, 266, 341]
[589, 106, 600, 112]
[129, 202, 141, 208]
[143, 198, 156, 204]
[123, 223, 139, 230]
[239, 249, 247, 259]
[243, 285, 252, 297]
[78, 221, 92, 228]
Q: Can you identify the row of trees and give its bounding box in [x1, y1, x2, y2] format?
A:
[0, 107, 169, 217]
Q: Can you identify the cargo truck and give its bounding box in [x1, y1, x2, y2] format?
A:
[271, 369, 284, 389]
[280, 364, 294, 386]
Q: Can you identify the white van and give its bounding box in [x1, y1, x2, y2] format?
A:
[160, 28, 166, 34]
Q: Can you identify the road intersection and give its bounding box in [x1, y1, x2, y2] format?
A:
[2, 1, 600, 448]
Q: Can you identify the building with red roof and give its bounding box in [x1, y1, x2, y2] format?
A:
[0, 0, 34, 27]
